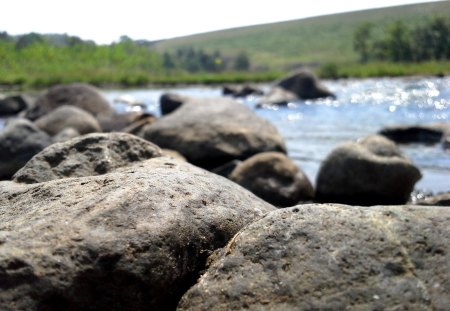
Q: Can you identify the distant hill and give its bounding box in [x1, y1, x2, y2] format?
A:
[155, 1, 450, 70]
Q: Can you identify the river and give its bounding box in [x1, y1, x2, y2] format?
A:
[1, 76, 449, 193]
[103, 76, 450, 193]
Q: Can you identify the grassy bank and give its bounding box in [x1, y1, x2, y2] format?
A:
[1, 61, 448, 91]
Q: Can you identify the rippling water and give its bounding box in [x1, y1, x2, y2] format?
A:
[104, 77, 450, 193]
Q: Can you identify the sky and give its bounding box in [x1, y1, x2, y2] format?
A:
[2, 0, 443, 44]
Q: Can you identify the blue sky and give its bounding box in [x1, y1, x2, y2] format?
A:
[2, 0, 443, 44]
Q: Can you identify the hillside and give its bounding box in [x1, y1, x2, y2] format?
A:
[155, 1, 450, 70]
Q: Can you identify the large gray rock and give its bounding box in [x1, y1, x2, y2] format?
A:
[35, 105, 102, 135]
[229, 152, 314, 207]
[178, 204, 450, 311]
[316, 135, 421, 205]
[13, 132, 162, 184]
[141, 96, 286, 169]
[0, 119, 52, 180]
[24, 83, 114, 120]
[0, 157, 275, 310]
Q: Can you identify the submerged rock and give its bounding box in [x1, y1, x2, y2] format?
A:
[0, 157, 275, 310]
[0, 119, 52, 180]
[316, 135, 421, 205]
[34, 105, 102, 135]
[13, 132, 162, 184]
[229, 152, 314, 207]
[24, 83, 114, 120]
[179, 204, 450, 311]
[141, 96, 286, 169]
[222, 85, 263, 98]
[379, 123, 450, 144]
[258, 70, 335, 107]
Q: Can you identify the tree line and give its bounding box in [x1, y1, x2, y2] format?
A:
[353, 16, 449, 63]
[0, 31, 252, 86]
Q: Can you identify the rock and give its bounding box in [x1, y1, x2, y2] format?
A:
[24, 83, 114, 120]
[161, 149, 187, 162]
[258, 70, 335, 107]
[0, 157, 275, 310]
[160, 93, 191, 116]
[276, 70, 335, 99]
[0, 119, 52, 180]
[316, 136, 421, 205]
[178, 204, 450, 311]
[379, 123, 450, 144]
[357, 134, 403, 157]
[229, 152, 314, 207]
[122, 114, 157, 135]
[97, 111, 155, 133]
[416, 191, 450, 206]
[13, 132, 162, 184]
[34, 105, 102, 135]
[256, 87, 298, 108]
[211, 160, 242, 178]
[141, 96, 286, 169]
[52, 127, 81, 143]
[222, 85, 263, 98]
[443, 134, 450, 151]
[0, 95, 34, 116]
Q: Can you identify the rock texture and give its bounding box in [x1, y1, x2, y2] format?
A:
[229, 152, 314, 207]
[13, 132, 162, 184]
[178, 204, 450, 311]
[316, 135, 421, 205]
[0, 119, 52, 180]
[34, 105, 102, 135]
[0, 157, 275, 310]
[24, 83, 113, 120]
[141, 96, 286, 169]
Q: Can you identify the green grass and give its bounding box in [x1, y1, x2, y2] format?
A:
[156, 1, 450, 70]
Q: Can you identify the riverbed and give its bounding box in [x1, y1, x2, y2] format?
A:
[103, 76, 450, 193]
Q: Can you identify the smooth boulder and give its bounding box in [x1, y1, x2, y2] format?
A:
[316, 135, 421, 205]
[0, 157, 275, 310]
[229, 152, 314, 207]
[0, 119, 52, 180]
[141, 96, 286, 169]
[35, 105, 102, 135]
[13, 132, 162, 184]
[179, 204, 450, 310]
[24, 83, 114, 120]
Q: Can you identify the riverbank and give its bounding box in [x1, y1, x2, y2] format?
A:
[1, 61, 449, 92]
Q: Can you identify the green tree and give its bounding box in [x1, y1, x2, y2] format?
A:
[353, 22, 373, 63]
[234, 51, 250, 71]
[385, 21, 413, 62]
